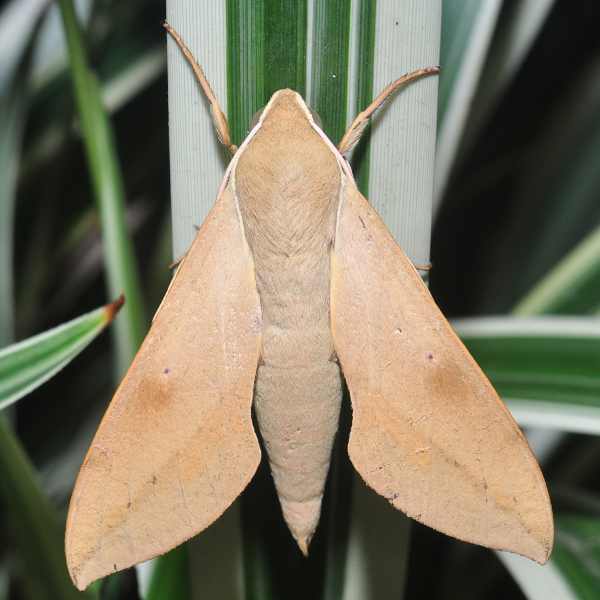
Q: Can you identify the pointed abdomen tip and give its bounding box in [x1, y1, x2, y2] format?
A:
[297, 536, 310, 557]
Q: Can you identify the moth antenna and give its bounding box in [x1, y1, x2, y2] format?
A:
[163, 22, 238, 155]
[338, 66, 440, 156]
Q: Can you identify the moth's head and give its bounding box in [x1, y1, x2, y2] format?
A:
[248, 90, 323, 133]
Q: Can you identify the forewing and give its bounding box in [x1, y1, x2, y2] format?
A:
[331, 182, 553, 563]
[66, 185, 262, 589]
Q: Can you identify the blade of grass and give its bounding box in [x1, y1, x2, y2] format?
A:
[454, 316, 600, 435]
[454, 317, 600, 600]
[0, 0, 45, 348]
[0, 297, 123, 411]
[496, 552, 577, 600]
[348, 0, 375, 191]
[464, 0, 555, 148]
[0, 568, 7, 600]
[455, 316, 600, 408]
[484, 60, 600, 314]
[497, 514, 600, 600]
[145, 545, 191, 600]
[59, 1, 150, 594]
[513, 224, 600, 316]
[0, 0, 47, 91]
[0, 79, 24, 349]
[0, 11, 95, 599]
[434, 0, 502, 210]
[167, 0, 228, 261]
[24, 44, 166, 178]
[264, 1, 306, 96]
[58, 0, 145, 375]
[309, 0, 351, 143]
[506, 400, 600, 436]
[0, 415, 96, 600]
[342, 478, 412, 600]
[227, 0, 264, 147]
[552, 515, 600, 599]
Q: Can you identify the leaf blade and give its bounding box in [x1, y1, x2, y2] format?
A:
[0, 298, 123, 411]
[58, 0, 145, 374]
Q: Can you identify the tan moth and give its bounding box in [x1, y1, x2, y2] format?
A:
[65, 23, 553, 590]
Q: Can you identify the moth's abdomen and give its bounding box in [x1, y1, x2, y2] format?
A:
[233, 90, 344, 552]
[254, 361, 342, 552]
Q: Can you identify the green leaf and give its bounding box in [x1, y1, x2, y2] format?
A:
[464, 0, 555, 147]
[58, 0, 145, 374]
[435, 0, 502, 207]
[0, 78, 23, 348]
[0, 0, 47, 92]
[0, 10, 100, 598]
[0, 297, 123, 411]
[227, 0, 264, 147]
[227, 0, 307, 146]
[0, 0, 46, 347]
[350, 0, 376, 192]
[553, 515, 600, 599]
[145, 546, 190, 600]
[455, 315, 600, 435]
[497, 552, 577, 600]
[341, 478, 411, 600]
[455, 316, 600, 406]
[484, 59, 600, 314]
[0, 415, 96, 600]
[513, 224, 600, 316]
[497, 514, 600, 600]
[309, 0, 351, 143]
[263, 1, 306, 98]
[24, 45, 166, 177]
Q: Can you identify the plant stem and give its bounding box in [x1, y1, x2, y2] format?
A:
[58, 0, 145, 375]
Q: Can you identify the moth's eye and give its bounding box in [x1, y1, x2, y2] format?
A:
[249, 108, 265, 130]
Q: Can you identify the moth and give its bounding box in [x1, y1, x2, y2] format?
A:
[65, 23, 554, 590]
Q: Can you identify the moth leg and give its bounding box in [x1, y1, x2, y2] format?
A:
[413, 262, 432, 272]
[163, 22, 237, 155]
[168, 255, 184, 270]
[338, 66, 439, 156]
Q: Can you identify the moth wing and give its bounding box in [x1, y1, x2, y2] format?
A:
[66, 184, 262, 590]
[331, 182, 553, 563]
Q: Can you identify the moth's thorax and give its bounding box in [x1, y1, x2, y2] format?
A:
[234, 90, 341, 367]
[234, 91, 340, 258]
